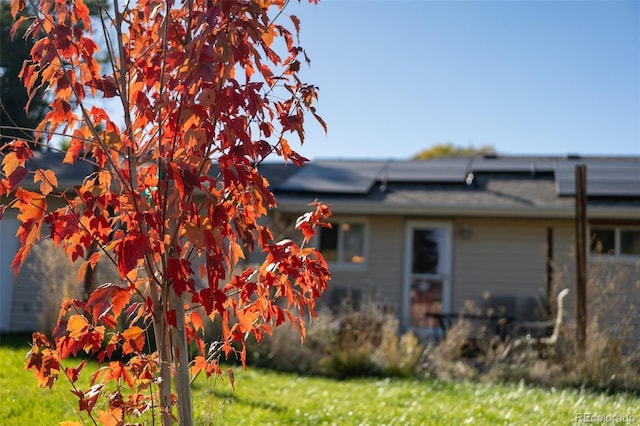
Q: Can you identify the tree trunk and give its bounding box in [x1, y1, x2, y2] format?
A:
[171, 289, 193, 426]
[152, 286, 174, 426]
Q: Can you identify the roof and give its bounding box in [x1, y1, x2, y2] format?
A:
[5, 152, 639, 220]
[270, 156, 640, 219]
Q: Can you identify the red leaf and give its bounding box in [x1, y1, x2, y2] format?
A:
[87, 76, 118, 98]
[8, 167, 28, 188]
[166, 309, 177, 328]
[87, 283, 131, 324]
[117, 234, 149, 278]
[65, 360, 87, 382]
[290, 15, 301, 37]
[78, 384, 104, 414]
[199, 288, 227, 316]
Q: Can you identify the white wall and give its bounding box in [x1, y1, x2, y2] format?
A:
[0, 216, 19, 331]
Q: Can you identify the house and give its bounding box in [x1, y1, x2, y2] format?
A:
[2, 154, 640, 337]
[267, 156, 640, 337]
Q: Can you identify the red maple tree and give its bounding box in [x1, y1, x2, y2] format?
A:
[1, 0, 330, 424]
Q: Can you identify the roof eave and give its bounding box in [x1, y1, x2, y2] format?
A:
[274, 199, 640, 220]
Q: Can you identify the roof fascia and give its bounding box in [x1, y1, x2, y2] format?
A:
[274, 200, 640, 220]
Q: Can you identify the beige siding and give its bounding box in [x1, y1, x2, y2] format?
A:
[325, 216, 405, 312]
[0, 215, 19, 331]
[451, 218, 577, 319]
[363, 216, 405, 310]
[11, 258, 44, 332]
[325, 215, 581, 322]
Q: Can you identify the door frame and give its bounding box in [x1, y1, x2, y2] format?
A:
[402, 220, 453, 332]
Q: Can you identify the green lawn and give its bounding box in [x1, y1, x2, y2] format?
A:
[1, 339, 639, 425]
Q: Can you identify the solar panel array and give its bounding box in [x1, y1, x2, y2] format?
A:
[276, 157, 640, 198]
[278, 159, 473, 194]
[555, 158, 640, 197]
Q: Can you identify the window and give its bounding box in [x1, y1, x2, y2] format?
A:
[590, 226, 640, 257]
[318, 221, 366, 266]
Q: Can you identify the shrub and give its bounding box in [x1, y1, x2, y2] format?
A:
[247, 313, 330, 374]
[555, 259, 640, 390]
[424, 261, 640, 391]
[248, 298, 424, 379]
[22, 240, 131, 337]
[25, 240, 80, 335]
[373, 319, 423, 377]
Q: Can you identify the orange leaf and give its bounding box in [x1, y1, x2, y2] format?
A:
[190, 311, 204, 331]
[227, 367, 235, 392]
[97, 408, 124, 426]
[89, 251, 101, 267]
[122, 326, 145, 353]
[236, 309, 259, 333]
[77, 260, 89, 284]
[230, 242, 245, 264]
[67, 315, 90, 340]
[2, 152, 20, 175]
[190, 355, 207, 377]
[34, 169, 58, 195]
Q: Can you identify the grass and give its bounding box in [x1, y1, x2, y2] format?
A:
[2, 336, 640, 425]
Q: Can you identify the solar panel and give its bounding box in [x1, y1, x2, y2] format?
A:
[555, 159, 640, 196]
[470, 158, 555, 173]
[277, 157, 640, 197]
[385, 159, 469, 182]
[277, 160, 385, 194]
[277, 159, 472, 193]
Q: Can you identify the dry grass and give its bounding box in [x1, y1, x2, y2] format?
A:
[24, 240, 80, 335]
[23, 240, 121, 335]
[556, 259, 640, 390]
[424, 260, 640, 391]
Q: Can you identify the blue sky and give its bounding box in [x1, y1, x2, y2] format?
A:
[285, 0, 640, 160]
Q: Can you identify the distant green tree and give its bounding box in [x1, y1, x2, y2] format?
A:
[413, 143, 495, 159]
[0, 0, 48, 148]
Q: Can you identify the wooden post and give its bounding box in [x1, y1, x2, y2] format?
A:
[575, 165, 587, 358]
[546, 226, 553, 319]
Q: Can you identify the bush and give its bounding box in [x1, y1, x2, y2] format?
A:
[25, 240, 80, 335]
[423, 261, 640, 391]
[23, 240, 124, 336]
[248, 299, 424, 379]
[555, 259, 640, 390]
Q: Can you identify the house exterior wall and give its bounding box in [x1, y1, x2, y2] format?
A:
[0, 215, 19, 332]
[451, 217, 573, 316]
[321, 215, 405, 313]
[5, 208, 638, 338]
[11, 254, 44, 332]
[319, 215, 574, 319]
[543, 220, 640, 342]
[316, 215, 580, 322]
